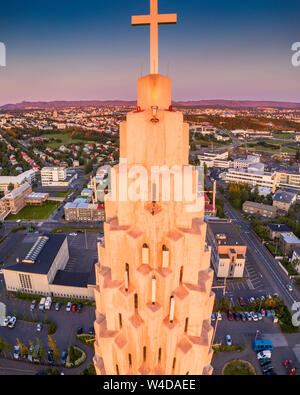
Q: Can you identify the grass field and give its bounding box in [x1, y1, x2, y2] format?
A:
[43, 133, 95, 149]
[223, 360, 256, 375]
[53, 190, 71, 198]
[6, 201, 60, 220]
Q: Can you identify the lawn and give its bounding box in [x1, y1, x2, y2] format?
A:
[43, 133, 95, 149]
[223, 360, 256, 375]
[53, 190, 71, 198]
[6, 201, 60, 220]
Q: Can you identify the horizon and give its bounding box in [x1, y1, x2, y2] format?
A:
[0, 0, 300, 105]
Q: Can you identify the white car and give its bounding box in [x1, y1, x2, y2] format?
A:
[66, 302, 72, 312]
[3, 316, 11, 327]
[36, 323, 43, 332]
[251, 312, 258, 321]
[257, 350, 272, 360]
[8, 316, 16, 328]
[249, 297, 255, 303]
[286, 284, 293, 292]
[217, 312, 222, 321]
[69, 233, 77, 237]
[226, 334, 232, 346]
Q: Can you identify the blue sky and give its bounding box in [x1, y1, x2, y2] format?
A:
[0, 0, 300, 105]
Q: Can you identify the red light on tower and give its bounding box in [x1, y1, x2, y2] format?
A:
[137, 106, 141, 112]
[169, 105, 173, 111]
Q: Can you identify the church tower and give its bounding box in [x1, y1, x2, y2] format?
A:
[93, 0, 215, 375]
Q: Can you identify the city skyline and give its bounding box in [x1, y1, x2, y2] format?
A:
[0, 0, 300, 106]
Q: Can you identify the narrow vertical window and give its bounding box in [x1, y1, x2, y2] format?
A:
[116, 364, 120, 375]
[128, 353, 132, 367]
[179, 266, 184, 283]
[172, 358, 176, 370]
[158, 348, 162, 363]
[143, 346, 147, 362]
[184, 317, 189, 333]
[119, 313, 122, 329]
[162, 245, 169, 268]
[142, 243, 149, 264]
[134, 293, 138, 310]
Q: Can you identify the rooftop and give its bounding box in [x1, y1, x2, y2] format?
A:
[280, 232, 300, 244]
[207, 220, 245, 247]
[267, 223, 292, 233]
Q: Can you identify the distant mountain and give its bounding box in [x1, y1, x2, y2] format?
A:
[1, 99, 300, 110]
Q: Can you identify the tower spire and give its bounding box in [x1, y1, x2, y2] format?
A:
[132, 0, 177, 75]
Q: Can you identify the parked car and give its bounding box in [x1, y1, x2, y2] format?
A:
[261, 308, 266, 317]
[262, 364, 274, 374]
[77, 303, 83, 312]
[245, 312, 252, 321]
[8, 316, 16, 328]
[13, 345, 20, 359]
[211, 313, 216, 322]
[240, 312, 246, 322]
[257, 350, 272, 360]
[264, 370, 277, 375]
[249, 297, 255, 303]
[69, 233, 77, 237]
[217, 312, 222, 321]
[3, 316, 11, 327]
[257, 312, 263, 320]
[233, 312, 240, 321]
[259, 358, 272, 366]
[47, 350, 54, 364]
[238, 296, 246, 306]
[227, 311, 234, 321]
[225, 334, 232, 346]
[71, 304, 77, 313]
[55, 302, 61, 311]
[36, 323, 43, 332]
[89, 325, 95, 335]
[251, 312, 258, 321]
[30, 300, 36, 311]
[61, 351, 67, 365]
[77, 327, 83, 335]
[66, 302, 72, 312]
[266, 310, 272, 318]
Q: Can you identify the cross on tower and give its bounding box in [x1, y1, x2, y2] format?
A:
[132, 0, 177, 75]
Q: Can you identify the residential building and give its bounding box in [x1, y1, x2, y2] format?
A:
[267, 224, 292, 241]
[242, 201, 277, 218]
[279, 232, 300, 256]
[0, 182, 32, 215]
[291, 248, 300, 274]
[272, 190, 297, 213]
[64, 198, 105, 222]
[206, 218, 246, 278]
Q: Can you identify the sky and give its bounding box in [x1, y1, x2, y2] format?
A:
[0, 0, 300, 105]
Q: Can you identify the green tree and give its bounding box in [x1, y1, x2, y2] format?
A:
[48, 335, 60, 361]
[7, 183, 14, 191]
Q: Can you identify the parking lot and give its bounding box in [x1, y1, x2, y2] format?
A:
[212, 313, 300, 375]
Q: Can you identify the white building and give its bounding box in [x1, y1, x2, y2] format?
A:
[197, 151, 232, 169]
[233, 155, 260, 169]
[41, 167, 70, 187]
[224, 163, 277, 192]
[0, 170, 36, 192]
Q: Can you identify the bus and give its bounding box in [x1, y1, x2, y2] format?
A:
[253, 339, 273, 352]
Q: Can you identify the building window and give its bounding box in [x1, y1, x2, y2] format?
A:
[142, 243, 149, 265]
[158, 348, 162, 363]
[116, 364, 120, 375]
[162, 245, 169, 268]
[184, 317, 189, 333]
[134, 294, 138, 310]
[143, 347, 147, 362]
[128, 353, 132, 367]
[119, 313, 122, 329]
[179, 266, 184, 283]
[172, 358, 176, 370]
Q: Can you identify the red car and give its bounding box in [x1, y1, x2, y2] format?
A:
[238, 297, 246, 306]
[227, 311, 234, 321]
[71, 304, 77, 312]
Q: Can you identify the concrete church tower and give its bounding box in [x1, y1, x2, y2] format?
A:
[93, 0, 215, 375]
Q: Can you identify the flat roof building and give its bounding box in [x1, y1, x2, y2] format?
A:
[206, 218, 247, 278]
[242, 201, 277, 218]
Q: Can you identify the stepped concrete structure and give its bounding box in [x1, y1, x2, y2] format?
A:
[93, 0, 215, 375]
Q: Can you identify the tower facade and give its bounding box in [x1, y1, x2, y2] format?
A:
[93, 1, 215, 375]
